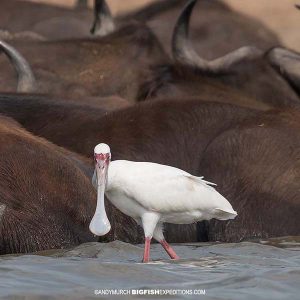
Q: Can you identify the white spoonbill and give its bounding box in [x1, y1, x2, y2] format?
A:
[89, 143, 237, 262]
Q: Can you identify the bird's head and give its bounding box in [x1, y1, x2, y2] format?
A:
[94, 143, 111, 183]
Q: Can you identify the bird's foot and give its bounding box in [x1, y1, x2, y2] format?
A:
[160, 239, 180, 260]
[170, 254, 180, 260]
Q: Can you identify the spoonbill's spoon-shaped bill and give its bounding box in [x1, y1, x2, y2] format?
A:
[89, 143, 111, 236]
[89, 143, 237, 262]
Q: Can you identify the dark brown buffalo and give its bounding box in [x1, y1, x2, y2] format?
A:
[0, 115, 99, 254]
[1, 94, 299, 242]
[0, 0, 92, 40]
[114, 0, 280, 57]
[91, 1, 298, 108]
[137, 0, 300, 108]
[0, 93, 131, 148]
[199, 108, 300, 241]
[0, 94, 257, 158]
[0, 39, 131, 110]
[0, 22, 166, 100]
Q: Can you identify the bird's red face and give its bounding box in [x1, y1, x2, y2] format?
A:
[94, 153, 110, 184]
[94, 153, 110, 166]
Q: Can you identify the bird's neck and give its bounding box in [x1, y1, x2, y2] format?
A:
[105, 160, 120, 192]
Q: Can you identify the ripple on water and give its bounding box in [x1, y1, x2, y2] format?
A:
[0, 238, 299, 300]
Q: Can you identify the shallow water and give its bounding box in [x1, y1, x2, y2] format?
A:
[0, 237, 299, 300]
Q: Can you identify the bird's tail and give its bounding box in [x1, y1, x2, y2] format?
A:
[214, 208, 237, 220]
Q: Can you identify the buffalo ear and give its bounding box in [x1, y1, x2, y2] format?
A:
[267, 47, 300, 94]
[90, 0, 115, 36]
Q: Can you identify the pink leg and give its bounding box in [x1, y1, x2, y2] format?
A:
[143, 237, 152, 263]
[160, 240, 180, 260]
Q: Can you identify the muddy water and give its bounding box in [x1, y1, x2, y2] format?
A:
[0, 237, 299, 299]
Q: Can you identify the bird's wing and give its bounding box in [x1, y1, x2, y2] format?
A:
[115, 164, 222, 213]
[183, 175, 217, 187]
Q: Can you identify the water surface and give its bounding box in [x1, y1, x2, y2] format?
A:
[0, 237, 299, 300]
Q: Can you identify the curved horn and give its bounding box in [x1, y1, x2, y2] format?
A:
[172, 0, 263, 73]
[267, 47, 300, 94]
[90, 0, 115, 36]
[0, 40, 37, 93]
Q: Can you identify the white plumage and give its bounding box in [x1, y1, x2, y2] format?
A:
[90, 143, 237, 262]
[105, 161, 236, 220]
